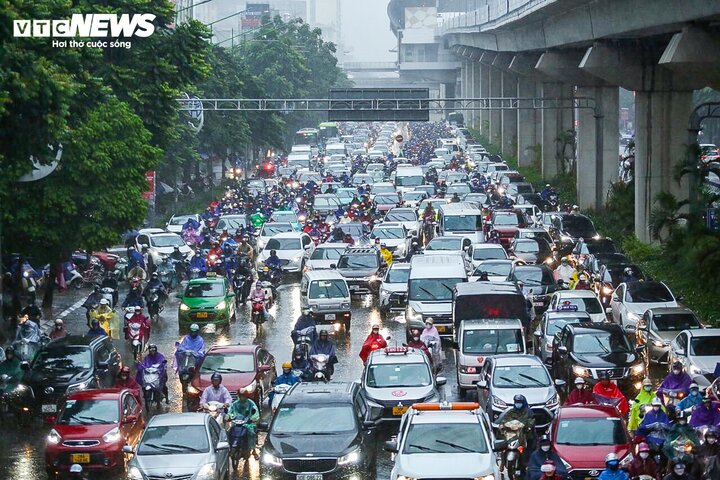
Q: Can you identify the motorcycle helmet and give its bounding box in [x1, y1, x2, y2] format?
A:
[637, 442, 650, 453]
[706, 428, 718, 440]
[671, 457, 686, 469]
[54, 319, 64, 326]
[513, 394, 526, 409]
[302, 308, 312, 316]
[282, 362, 292, 370]
[270, 250, 277, 256]
[91, 319, 100, 327]
[574, 377, 585, 385]
[100, 298, 109, 305]
[319, 329, 329, 339]
[672, 361, 683, 373]
[134, 306, 142, 312]
[540, 460, 556, 474]
[689, 382, 699, 393]
[651, 397, 662, 407]
[605, 452, 619, 466]
[539, 435, 551, 446]
[190, 323, 200, 332]
[256, 281, 263, 288]
[4, 346, 14, 356]
[597, 370, 610, 380]
[642, 377, 653, 387]
[623, 267, 633, 276]
[211, 373, 222, 383]
[148, 343, 158, 353]
[237, 386, 252, 398]
[69, 464, 83, 475]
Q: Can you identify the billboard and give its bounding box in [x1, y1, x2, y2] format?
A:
[328, 88, 430, 122]
[242, 3, 270, 29]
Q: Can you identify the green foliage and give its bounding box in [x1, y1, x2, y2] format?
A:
[587, 181, 635, 242]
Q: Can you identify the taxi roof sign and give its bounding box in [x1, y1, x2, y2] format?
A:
[557, 301, 578, 312]
[385, 346, 408, 355]
[412, 402, 480, 411]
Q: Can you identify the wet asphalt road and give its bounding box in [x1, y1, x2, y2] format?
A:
[0, 272, 460, 480]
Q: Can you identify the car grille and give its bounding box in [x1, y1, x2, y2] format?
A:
[423, 314, 451, 324]
[283, 458, 337, 473]
[62, 440, 100, 447]
[148, 475, 193, 480]
[569, 469, 601, 480]
[591, 368, 625, 379]
[279, 259, 290, 266]
[388, 293, 407, 307]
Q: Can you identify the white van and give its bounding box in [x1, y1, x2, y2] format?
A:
[392, 166, 424, 192]
[406, 254, 468, 337]
[325, 143, 347, 157]
[287, 152, 312, 169]
[301, 270, 352, 329]
[438, 202, 485, 243]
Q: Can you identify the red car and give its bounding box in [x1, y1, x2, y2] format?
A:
[45, 389, 144, 477]
[489, 210, 528, 248]
[551, 405, 633, 479]
[186, 344, 277, 410]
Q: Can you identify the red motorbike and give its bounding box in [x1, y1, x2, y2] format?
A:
[251, 300, 267, 330]
[126, 318, 150, 361]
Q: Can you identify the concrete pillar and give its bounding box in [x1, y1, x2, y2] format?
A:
[501, 71, 518, 156]
[461, 61, 470, 126]
[541, 82, 561, 179]
[634, 90, 693, 242]
[517, 77, 539, 167]
[474, 61, 483, 131]
[468, 60, 476, 129]
[489, 66, 502, 146]
[480, 63, 491, 138]
[576, 86, 620, 210]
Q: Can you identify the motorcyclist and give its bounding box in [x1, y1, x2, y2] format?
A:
[226, 387, 261, 453]
[422, 204, 435, 224]
[359, 325, 388, 364]
[564, 377, 595, 405]
[309, 330, 338, 378]
[379, 243, 393, 266]
[49, 318, 69, 340]
[21, 300, 42, 324]
[137, 344, 169, 404]
[264, 250, 283, 271]
[598, 453, 629, 480]
[689, 396, 719, 429]
[176, 323, 205, 362]
[593, 371, 629, 416]
[450, 192, 461, 203]
[663, 457, 691, 480]
[0, 346, 22, 381]
[90, 298, 118, 338]
[200, 373, 232, 411]
[143, 272, 167, 305]
[675, 382, 702, 413]
[420, 319, 441, 345]
[622, 266, 640, 284]
[500, 394, 536, 449]
[539, 461, 567, 480]
[291, 308, 317, 345]
[663, 410, 698, 462]
[182, 216, 201, 232]
[237, 237, 254, 262]
[188, 248, 207, 278]
[82, 285, 104, 321]
[637, 397, 670, 448]
[487, 230, 501, 244]
[343, 232, 354, 244]
[626, 443, 660, 480]
[122, 285, 145, 309]
[125, 306, 151, 343]
[657, 361, 692, 403]
[406, 327, 433, 365]
[113, 366, 141, 398]
[269, 362, 301, 404]
[528, 436, 567, 480]
[540, 184, 555, 201]
[291, 346, 312, 381]
[87, 318, 108, 337]
[249, 281, 267, 320]
[127, 245, 146, 270]
[207, 241, 223, 266]
[629, 378, 658, 433]
[15, 312, 41, 346]
[693, 429, 720, 480]
[573, 272, 592, 290]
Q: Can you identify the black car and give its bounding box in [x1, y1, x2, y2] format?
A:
[511, 264, 558, 313]
[509, 238, 553, 265]
[550, 323, 645, 391]
[19, 335, 121, 421]
[336, 247, 383, 295]
[259, 382, 379, 480]
[594, 263, 645, 306]
[587, 252, 630, 274]
[545, 213, 598, 255]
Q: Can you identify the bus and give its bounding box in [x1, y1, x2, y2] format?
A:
[318, 122, 338, 141]
[294, 128, 319, 147]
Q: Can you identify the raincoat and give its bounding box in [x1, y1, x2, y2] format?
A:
[91, 306, 119, 339]
[136, 352, 168, 384]
[200, 385, 232, 406]
[359, 332, 388, 363]
[657, 371, 692, 398]
[628, 388, 657, 432]
[593, 381, 629, 416]
[565, 387, 596, 406]
[663, 423, 698, 460]
[689, 402, 720, 428]
[598, 467, 629, 480]
[636, 408, 670, 446]
[227, 398, 260, 450]
[527, 446, 567, 480]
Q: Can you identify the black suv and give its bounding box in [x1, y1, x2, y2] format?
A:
[550, 323, 645, 391]
[19, 335, 121, 421]
[510, 264, 558, 313]
[336, 247, 383, 295]
[259, 382, 379, 480]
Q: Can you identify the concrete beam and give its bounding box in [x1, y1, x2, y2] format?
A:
[480, 62, 491, 138]
[536, 49, 607, 86]
[480, 51, 498, 66]
[492, 52, 514, 73]
[659, 25, 720, 90]
[541, 82, 561, 179]
[509, 53, 548, 79]
[473, 61, 483, 131]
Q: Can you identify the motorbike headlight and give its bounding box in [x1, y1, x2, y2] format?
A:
[13, 384, 27, 393]
[180, 303, 190, 311]
[102, 426, 122, 444]
[560, 235, 572, 243]
[66, 380, 90, 394]
[338, 447, 362, 465]
[630, 363, 645, 376]
[195, 463, 215, 480]
[572, 365, 589, 378]
[128, 466, 144, 480]
[215, 300, 226, 310]
[47, 428, 62, 445]
[262, 451, 283, 466]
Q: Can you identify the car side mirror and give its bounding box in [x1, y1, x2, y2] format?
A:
[477, 380, 487, 389]
[534, 330, 543, 339]
[122, 445, 135, 454]
[257, 421, 269, 432]
[493, 439, 508, 452]
[557, 346, 568, 355]
[20, 361, 30, 371]
[216, 441, 230, 451]
[436, 376, 447, 387]
[258, 364, 272, 373]
[611, 295, 619, 302]
[677, 295, 685, 302]
[676, 350, 686, 357]
[363, 420, 377, 430]
[554, 379, 567, 388]
[97, 361, 109, 370]
[329, 264, 337, 269]
[384, 440, 398, 453]
[605, 307, 613, 315]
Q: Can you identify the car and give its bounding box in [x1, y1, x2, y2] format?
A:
[593, 263, 645, 307]
[467, 242, 509, 268]
[312, 194, 342, 216]
[543, 213, 598, 253]
[361, 346, 444, 424]
[571, 237, 617, 268]
[370, 182, 396, 195]
[126, 413, 230, 480]
[446, 183, 471, 197]
[425, 235, 472, 254]
[508, 237, 552, 265]
[177, 274, 236, 326]
[351, 173, 374, 186]
[336, 187, 359, 206]
[534, 311, 593, 364]
[469, 259, 515, 282]
[386, 402, 502, 480]
[516, 193, 551, 211]
[635, 306, 703, 366]
[610, 281, 678, 332]
[186, 344, 277, 410]
[378, 263, 411, 320]
[463, 192, 490, 206]
[305, 242, 347, 271]
[550, 323, 646, 390]
[547, 290, 606, 323]
[301, 270, 352, 328]
[510, 264, 559, 313]
[384, 207, 421, 237]
[489, 210, 529, 247]
[413, 184, 436, 198]
[45, 388, 145, 476]
[477, 354, 560, 429]
[134, 231, 192, 270]
[336, 246, 383, 295]
[257, 232, 315, 273]
[401, 190, 428, 208]
[505, 182, 535, 202]
[257, 222, 297, 250]
[370, 222, 412, 260]
[166, 214, 203, 234]
[373, 193, 401, 213]
[19, 335, 122, 422]
[585, 252, 630, 275]
[216, 213, 248, 232]
[259, 382, 379, 479]
[513, 203, 542, 225]
[668, 328, 720, 387]
[551, 405, 633, 479]
[269, 211, 301, 231]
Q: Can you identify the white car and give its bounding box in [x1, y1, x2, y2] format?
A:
[305, 243, 347, 271]
[166, 214, 203, 234]
[256, 232, 314, 273]
[371, 223, 412, 260]
[257, 222, 296, 251]
[383, 208, 421, 237]
[668, 328, 720, 387]
[611, 281, 678, 332]
[547, 290, 606, 323]
[135, 231, 192, 268]
[469, 259, 515, 282]
[467, 243, 509, 268]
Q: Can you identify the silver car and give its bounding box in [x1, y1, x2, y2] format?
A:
[379, 263, 411, 319]
[668, 328, 720, 387]
[126, 413, 230, 480]
[635, 307, 703, 365]
[533, 311, 592, 364]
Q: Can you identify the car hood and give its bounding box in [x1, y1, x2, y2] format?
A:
[381, 283, 407, 293]
[182, 297, 222, 309]
[268, 432, 357, 456]
[154, 245, 192, 255]
[396, 452, 493, 477]
[379, 238, 405, 248]
[626, 301, 677, 314]
[338, 268, 377, 278]
[571, 352, 638, 367]
[515, 253, 539, 264]
[27, 368, 93, 387]
[192, 372, 256, 391]
[260, 250, 303, 261]
[306, 259, 335, 270]
[365, 385, 436, 404]
[55, 423, 118, 440]
[556, 446, 630, 470]
[492, 226, 519, 233]
[689, 356, 720, 374]
[408, 301, 451, 315]
[654, 331, 677, 343]
[494, 386, 555, 406]
[133, 453, 212, 476]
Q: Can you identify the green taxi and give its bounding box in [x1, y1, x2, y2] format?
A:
[177, 274, 236, 326]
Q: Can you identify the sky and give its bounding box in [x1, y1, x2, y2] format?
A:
[341, 0, 396, 62]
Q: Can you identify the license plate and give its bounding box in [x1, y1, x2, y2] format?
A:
[196, 311, 208, 318]
[71, 453, 90, 464]
[297, 475, 323, 480]
[534, 301, 544, 306]
[325, 314, 335, 320]
[349, 285, 359, 291]
[392, 406, 408, 416]
[42, 404, 57, 413]
[436, 325, 446, 333]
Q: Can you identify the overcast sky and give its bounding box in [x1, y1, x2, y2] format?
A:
[341, 0, 396, 62]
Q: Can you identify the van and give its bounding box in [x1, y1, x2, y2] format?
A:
[438, 202, 485, 243]
[287, 152, 311, 169]
[407, 254, 468, 337]
[300, 270, 352, 328]
[325, 143, 347, 157]
[392, 166, 424, 191]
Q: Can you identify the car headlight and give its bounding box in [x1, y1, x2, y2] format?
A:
[690, 364, 705, 375]
[652, 339, 665, 348]
[545, 394, 560, 408]
[369, 274, 378, 282]
[128, 466, 144, 480]
[103, 426, 122, 443]
[47, 428, 62, 445]
[66, 380, 90, 394]
[245, 380, 258, 393]
[262, 451, 283, 466]
[13, 384, 27, 394]
[630, 364, 645, 376]
[572, 365, 589, 378]
[560, 458, 572, 470]
[379, 287, 389, 297]
[187, 384, 200, 395]
[602, 286, 613, 295]
[215, 300, 226, 310]
[397, 476, 417, 480]
[561, 235, 572, 243]
[292, 254, 303, 262]
[626, 312, 641, 323]
[492, 395, 507, 409]
[338, 447, 362, 465]
[406, 308, 422, 322]
[341, 303, 350, 309]
[195, 463, 215, 480]
[475, 475, 494, 480]
[180, 303, 190, 311]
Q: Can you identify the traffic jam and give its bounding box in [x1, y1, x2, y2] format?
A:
[5, 121, 719, 480]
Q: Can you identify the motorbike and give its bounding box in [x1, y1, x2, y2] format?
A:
[146, 287, 165, 322]
[251, 300, 267, 329]
[232, 270, 251, 305]
[203, 400, 226, 426]
[156, 259, 177, 290]
[663, 388, 686, 410]
[112, 257, 128, 282]
[424, 339, 442, 375]
[0, 374, 21, 422]
[258, 266, 282, 291]
[271, 383, 292, 414]
[310, 354, 331, 382]
[176, 347, 201, 395]
[498, 418, 527, 480]
[227, 418, 253, 469]
[13, 337, 39, 362]
[140, 364, 164, 412]
[182, 227, 203, 247]
[126, 319, 147, 361]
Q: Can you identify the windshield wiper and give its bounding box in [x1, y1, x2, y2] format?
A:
[435, 439, 475, 453]
[75, 415, 114, 424]
[298, 432, 334, 436]
[66, 415, 91, 425]
[417, 286, 438, 300]
[216, 368, 244, 373]
[594, 337, 610, 354]
[160, 443, 203, 452]
[518, 373, 546, 387]
[408, 443, 443, 453]
[143, 443, 178, 452]
[498, 376, 524, 388]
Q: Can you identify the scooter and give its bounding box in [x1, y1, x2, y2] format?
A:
[140, 364, 164, 412]
[176, 347, 202, 394]
[227, 418, 252, 469]
[498, 417, 527, 480]
[156, 259, 176, 290]
[310, 354, 331, 383]
[251, 300, 267, 329]
[203, 400, 226, 426]
[232, 270, 250, 305]
[126, 320, 147, 361]
[146, 287, 165, 322]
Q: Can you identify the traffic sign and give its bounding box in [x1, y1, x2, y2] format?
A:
[395, 134, 404, 143]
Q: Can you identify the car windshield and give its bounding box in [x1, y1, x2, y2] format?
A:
[461, 328, 523, 354]
[444, 215, 482, 232]
[309, 280, 349, 299]
[556, 297, 603, 314]
[138, 425, 209, 455]
[34, 347, 92, 371]
[626, 283, 674, 303]
[338, 224, 363, 237]
[386, 268, 410, 283]
[691, 337, 720, 356]
[466, 194, 488, 204]
[366, 363, 431, 388]
[265, 238, 301, 250]
[403, 192, 426, 202]
[338, 254, 378, 269]
[651, 313, 701, 331]
[217, 217, 246, 230]
[375, 195, 398, 205]
[512, 184, 534, 194]
[512, 267, 554, 286]
[169, 216, 193, 226]
[261, 224, 294, 236]
[494, 213, 522, 226]
[373, 185, 395, 194]
[492, 365, 550, 388]
[409, 278, 463, 301]
[472, 247, 506, 260]
[386, 211, 416, 222]
[403, 423, 488, 454]
[200, 353, 255, 373]
[426, 238, 461, 250]
[586, 239, 617, 254]
[555, 418, 626, 445]
[185, 282, 224, 298]
[396, 176, 424, 187]
[562, 216, 597, 238]
[547, 318, 587, 336]
[514, 240, 542, 253]
[150, 235, 185, 248]
[573, 331, 633, 354]
[58, 399, 118, 425]
[473, 262, 512, 277]
[272, 405, 356, 433]
[447, 184, 471, 194]
[372, 227, 404, 239]
[310, 247, 345, 260]
[314, 197, 340, 208]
